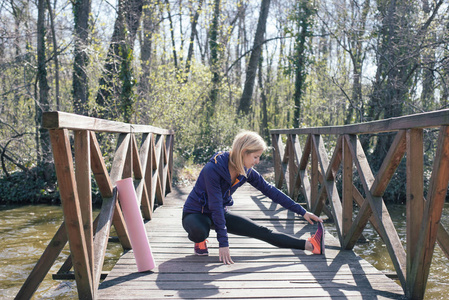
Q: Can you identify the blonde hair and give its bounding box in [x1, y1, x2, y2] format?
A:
[229, 130, 267, 176]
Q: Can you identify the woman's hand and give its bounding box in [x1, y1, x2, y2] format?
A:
[303, 211, 323, 224]
[219, 247, 234, 264]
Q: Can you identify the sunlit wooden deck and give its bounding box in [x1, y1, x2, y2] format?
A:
[97, 185, 405, 299]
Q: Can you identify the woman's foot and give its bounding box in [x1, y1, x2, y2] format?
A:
[194, 240, 209, 256]
[307, 222, 324, 255]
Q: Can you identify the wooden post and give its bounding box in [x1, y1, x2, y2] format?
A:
[342, 135, 353, 240]
[74, 130, 94, 293]
[311, 136, 319, 209]
[271, 134, 285, 189]
[287, 134, 297, 198]
[408, 126, 449, 299]
[50, 129, 94, 299]
[406, 129, 424, 295]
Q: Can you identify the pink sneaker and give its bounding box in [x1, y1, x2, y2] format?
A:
[308, 222, 325, 255]
[194, 240, 208, 256]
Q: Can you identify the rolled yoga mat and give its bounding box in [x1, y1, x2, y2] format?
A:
[116, 177, 156, 272]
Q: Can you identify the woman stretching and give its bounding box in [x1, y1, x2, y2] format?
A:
[182, 130, 324, 264]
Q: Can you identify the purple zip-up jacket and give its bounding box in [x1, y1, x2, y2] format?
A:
[183, 152, 307, 247]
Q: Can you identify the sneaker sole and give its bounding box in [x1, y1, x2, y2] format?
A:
[195, 252, 209, 256]
[318, 222, 325, 255]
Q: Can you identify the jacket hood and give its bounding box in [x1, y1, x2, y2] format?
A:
[209, 152, 232, 183]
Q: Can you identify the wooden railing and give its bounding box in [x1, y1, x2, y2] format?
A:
[15, 112, 174, 300]
[270, 109, 449, 299]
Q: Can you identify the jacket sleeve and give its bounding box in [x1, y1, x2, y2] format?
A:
[203, 163, 229, 247]
[247, 169, 307, 216]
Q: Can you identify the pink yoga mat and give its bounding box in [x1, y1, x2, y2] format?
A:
[116, 177, 156, 272]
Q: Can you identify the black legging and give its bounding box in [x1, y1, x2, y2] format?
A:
[182, 210, 306, 250]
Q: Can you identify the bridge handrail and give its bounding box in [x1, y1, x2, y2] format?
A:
[271, 108, 449, 135]
[43, 111, 174, 134]
[16, 111, 174, 300]
[270, 108, 449, 299]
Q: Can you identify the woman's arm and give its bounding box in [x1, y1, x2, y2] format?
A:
[203, 163, 229, 247]
[248, 168, 323, 223]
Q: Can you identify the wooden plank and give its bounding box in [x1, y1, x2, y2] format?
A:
[344, 135, 406, 288]
[342, 136, 353, 241]
[98, 185, 404, 300]
[90, 132, 131, 250]
[271, 133, 285, 189]
[291, 134, 305, 203]
[298, 134, 311, 170]
[311, 184, 327, 216]
[43, 111, 173, 135]
[312, 134, 343, 243]
[311, 139, 319, 210]
[270, 108, 449, 135]
[15, 222, 68, 300]
[110, 133, 130, 184]
[437, 223, 449, 260]
[130, 134, 146, 211]
[90, 132, 113, 197]
[160, 136, 169, 197]
[287, 134, 297, 198]
[371, 130, 406, 197]
[165, 134, 174, 194]
[149, 135, 160, 210]
[352, 187, 381, 237]
[93, 188, 118, 289]
[406, 128, 424, 290]
[49, 129, 93, 299]
[154, 134, 165, 205]
[145, 134, 156, 217]
[131, 134, 143, 179]
[408, 126, 449, 299]
[139, 133, 153, 219]
[325, 135, 342, 181]
[74, 130, 94, 285]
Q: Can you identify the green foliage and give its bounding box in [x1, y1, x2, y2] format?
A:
[0, 165, 58, 204]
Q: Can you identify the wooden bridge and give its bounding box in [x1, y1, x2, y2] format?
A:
[15, 110, 449, 299]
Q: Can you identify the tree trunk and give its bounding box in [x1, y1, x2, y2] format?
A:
[164, 0, 178, 69]
[46, 0, 60, 111]
[185, 0, 203, 76]
[139, 0, 158, 97]
[258, 54, 269, 141]
[206, 0, 220, 122]
[292, 1, 313, 128]
[366, 0, 443, 169]
[345, 0, 371, 124]
[95, 0, 143, 120]
[36, 0, 52, 179]
[238, 0, 271, 115]
[72, 0, 91, 115]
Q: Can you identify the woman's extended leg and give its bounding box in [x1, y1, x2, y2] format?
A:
[224, 211, 306, 249]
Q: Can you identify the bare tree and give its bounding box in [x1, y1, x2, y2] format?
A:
[36, 0, 52, 179]
[290, 0, 315, 128]
[73, 0, 91, 115]
[95, 0, 144, 120]
[139, 0, 159, 96]
[185, 0, 204, 75]
[238, 0, 271, 115]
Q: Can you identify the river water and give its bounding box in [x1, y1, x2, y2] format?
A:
[0, 203, 448, 299]
[0, 205, 123, 299]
